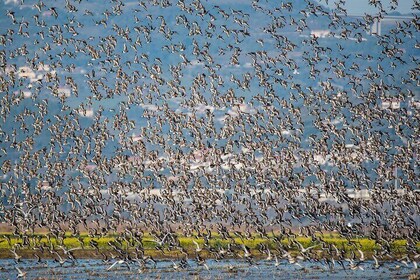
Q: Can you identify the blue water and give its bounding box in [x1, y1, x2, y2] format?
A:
[0, 259, 417, 279]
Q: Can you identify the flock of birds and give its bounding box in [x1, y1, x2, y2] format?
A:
[0, 0, 419, 277]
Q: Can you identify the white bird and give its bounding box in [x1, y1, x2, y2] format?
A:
[295, 240, 319, 253]
[274, 255, 280, 267]
[54, 251, 67, 266]
[15, 266, 26, 278]
[373, 255, 381, 269]
[192, 240, 202, 252]
[107, 259, 127, 271]
[357, 249, 365, 261]
[283, 251, 302, 267]
[10, 248, 22, 263]
[266, 249, 273, 261]
[241, 244, 251, 258]
[149, 233, 170, 246]
[59, 245, 81, 255]
[349, 259, 364, 271]
[171, 260, 181, 271]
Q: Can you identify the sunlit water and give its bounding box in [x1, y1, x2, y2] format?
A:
[0, 259, 417, 279]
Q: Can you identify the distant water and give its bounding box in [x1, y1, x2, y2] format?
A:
[0, 259, 417, 279]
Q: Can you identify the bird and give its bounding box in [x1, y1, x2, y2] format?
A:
[294, 240, 319, 253]
[372, 254, 382, 269]
[195, 254, 209, 271]
[15, 266, 27, 278]
[0, 0, 417, 277]
[10, 248, 22, 263]
[274, 255, 281, 268]
[241, 244, 252, 258]
[171, 260, 181, 271]
[149, 233, 171, 246]
[107, 259, 130, 271]
[192, 240, 203, 253]
[53, 251, 68, 267]
[59, 245, 81, 255]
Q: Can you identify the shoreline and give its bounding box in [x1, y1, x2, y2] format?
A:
[0, 233, 418, 261]
[0, 249, 413, 261]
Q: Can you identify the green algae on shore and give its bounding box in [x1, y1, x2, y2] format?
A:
[0, 232, 418, 260]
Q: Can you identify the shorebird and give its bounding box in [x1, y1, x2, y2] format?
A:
[149, 233, 171, 246]
[53, 251, 68, 267]
[171, 260, 181, 271]
[193, 240, 203, 253]
[274, 255, 280, 268]
[294, 240, 319, 253]
[373, 255, 382, 269]
[15, 266, 26, 278]
[10, 248, 22, 263]
[0, 0, 418, 275]
[59, 245, 81, 255]
[107, 259, 130, 271]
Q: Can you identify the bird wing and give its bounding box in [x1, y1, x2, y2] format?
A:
[306, 244, 319, 251]
[107, 260, 119, 271]
[161, 233, 170, 242]
[358, 249, 364, 260]
[296, 241, 304, 250]
[55, 251, 64, 262]
[242, 244, 249, 253]
[10, 249, 18, 257]
[373, 255, 379, 266]
[15, 266, 23, 274]
[68, 247, 81, 252]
